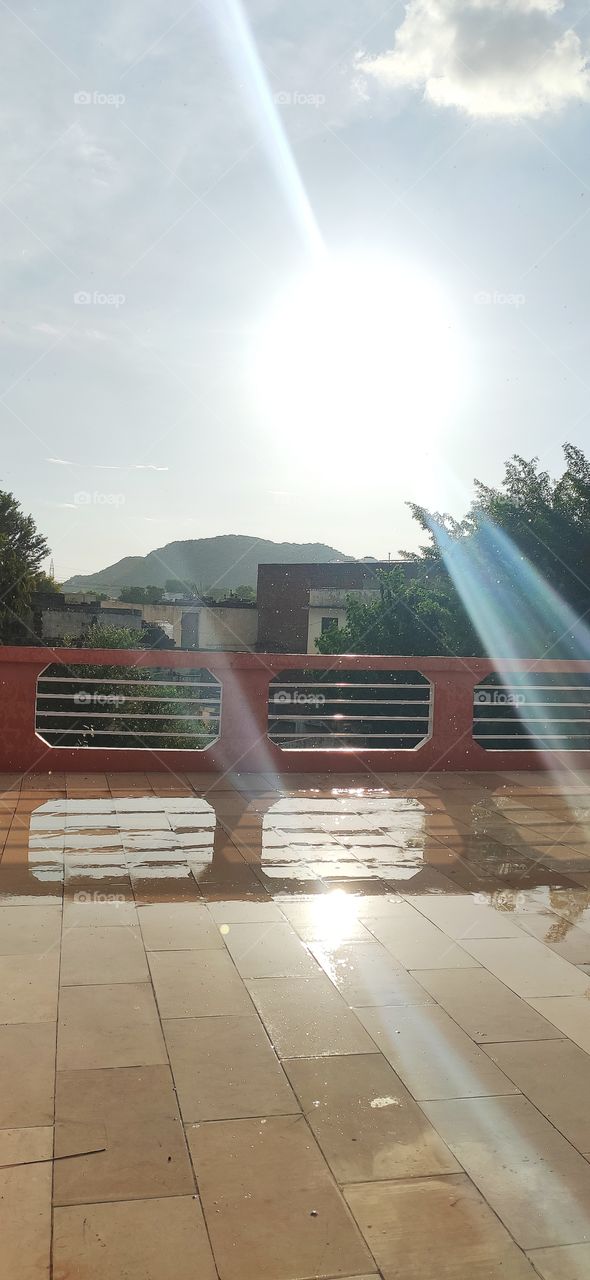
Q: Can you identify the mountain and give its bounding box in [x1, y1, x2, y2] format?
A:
[62, 536, 350, 594]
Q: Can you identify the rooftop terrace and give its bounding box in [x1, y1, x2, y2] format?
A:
[3, 764, 590, 1278]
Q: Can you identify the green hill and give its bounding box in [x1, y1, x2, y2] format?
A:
[63, 535, 350, 594]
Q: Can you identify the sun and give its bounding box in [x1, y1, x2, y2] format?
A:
[252, 251, 460, 460]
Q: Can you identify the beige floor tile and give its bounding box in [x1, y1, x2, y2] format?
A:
[459, 936, 590, 997]
[484, 1038, 590, 1151]
[221, 920, 319, 978]
[0, 1127, 52, 1280]
[0, 952, 59, 1022]
[356, 1005, 518, 1100]
[279, 895, 374, 942]
[165, 1015, 299, 1121]
[57, 982, 167, 1070]
[63, 894, 137, 927]
[137, 902, 223, 950]
[0, 1022, 55, 1127]
[526, 995, 590, 1054]
[54, 1065, 194, 1205]
[367, 904, 478, 969]
[412, 968, 562, 1042]
[310, 939, 436, 1007]
[284, 1053, 460, 1181]
[246, 974, 378, 1057]
[149, 949, 254, 1017]
[207, 898, 284, 923]
[60, 925, 149, 985]
[423, 1095, 590, 1248]
[514, 911, 590, 963]
[53, 1195, 217, 1280]
[408, 893, 523, 938]
[0, 903, 62, 955]
[345, 1175, 537, 1279]
[188, 1115, 373, 1280]
[527, 1244, 590, 1279]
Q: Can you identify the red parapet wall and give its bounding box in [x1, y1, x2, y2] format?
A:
[0, 645, 588, 774]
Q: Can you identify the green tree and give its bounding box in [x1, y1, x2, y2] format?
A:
[0, 489, 49, 642]
[121, 585, 165, 604]
[316, 566, 462, 655]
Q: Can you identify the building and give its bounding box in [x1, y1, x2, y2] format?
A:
[35, 595, 142, 644]
[100, 597, 257, 651]
[256, 560, 416, 653]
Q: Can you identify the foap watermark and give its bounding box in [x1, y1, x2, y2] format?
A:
[474, 290, 525, 309]
[74, 90, 125, 108]
[73, 691, 126, 707]
[274, 90, 325, 108]
[74, 290, 126, 308]
[273, 690, 326, 707]
[474, 890, 527, 911]
[74, 491, 125, 507]
[73, 891, 127, 903]
[475, 690, 525, 707]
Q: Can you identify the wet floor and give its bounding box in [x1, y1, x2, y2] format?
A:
[3, 768, 590, 1277]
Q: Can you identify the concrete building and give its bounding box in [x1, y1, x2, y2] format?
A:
[100, 597, 257, 651]
[256, 561, 415, 653]
[36, 596, 142, 644]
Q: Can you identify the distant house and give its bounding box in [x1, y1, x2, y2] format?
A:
[256, 561, 418, 653]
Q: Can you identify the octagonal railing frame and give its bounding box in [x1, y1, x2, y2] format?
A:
[1, 646, 590, 773]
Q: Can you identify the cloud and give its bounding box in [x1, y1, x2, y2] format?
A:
[46, 458, 168, 471]
[357, 0, 590, 119]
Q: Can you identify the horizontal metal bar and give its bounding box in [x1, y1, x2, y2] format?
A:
[36, 711, 220, 722]
[39, 729, 216, 739]
[271, 681, 430, 690]
[474, 683, 590, 692]
[269, 731, 426, 740]
[269, 698, 430, 708]
[475, 732, 590, 740]
[37, 693, 221, 705]
[37, 677, 220, 689]
[269, 714, 429, 723]
[474, 715, 590, 724]
[474, 701, 590, 709]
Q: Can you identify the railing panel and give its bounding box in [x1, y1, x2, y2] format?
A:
[473, 673, 590, 751]
[2, 647, 590, 773]
[36, 662, 221, 751]
[267, 668, 432, 750]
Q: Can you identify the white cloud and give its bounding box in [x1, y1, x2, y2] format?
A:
[358, 0, 590, 119]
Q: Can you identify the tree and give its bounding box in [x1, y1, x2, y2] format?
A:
[0, 489, 49, 642]
[316, 565, 463, 655]
[319, 444, 590, 658]
[122, 585, 165, 604]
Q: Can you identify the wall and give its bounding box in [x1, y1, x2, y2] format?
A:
[41, 606, 142, 641]
[196, 606, 258, 651]
[102, 600, 192, 646]
[257, 562, 408, 652]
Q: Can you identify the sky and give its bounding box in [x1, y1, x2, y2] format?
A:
[2, 0, 590, 580]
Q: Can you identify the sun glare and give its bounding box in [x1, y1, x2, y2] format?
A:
[253, 252, 460, 457]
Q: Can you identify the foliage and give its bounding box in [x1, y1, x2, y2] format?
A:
[0, 489, 49, 642]
[206, 584, 256, 603]
[83, 623, 139, 649]
[121, 585, 165, 604]
[320, 444, 590, 658]
[316, 566, 465, 655]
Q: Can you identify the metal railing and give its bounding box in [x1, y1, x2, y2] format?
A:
[267, 669, 433, 750]
[36, 663, 221, 751]
[473, 673, 590, 751]
[3, 646, 590, 773]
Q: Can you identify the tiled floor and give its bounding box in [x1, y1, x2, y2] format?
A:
[3, 768, 590, 1276]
